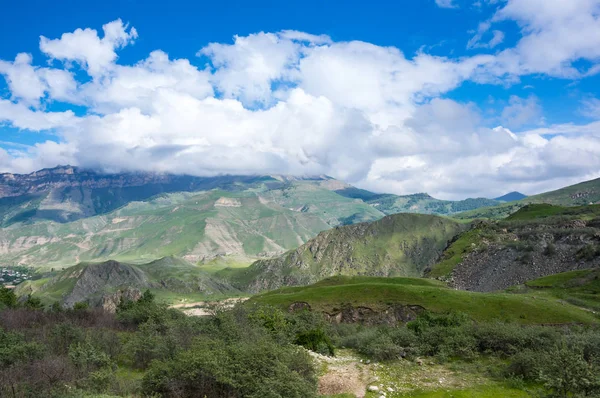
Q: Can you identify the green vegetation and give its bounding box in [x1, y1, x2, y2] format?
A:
[2, 290, 600, 397]
[345, 191, 501, 217]
[250, 276, 599, 324]
[236, 213, 465, 292]
[519, 268, 600, 312]
[427, 228, 484, 279]
[506, 203, 600, 221]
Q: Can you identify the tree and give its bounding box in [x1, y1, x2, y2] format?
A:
[0, 287, 17, 308]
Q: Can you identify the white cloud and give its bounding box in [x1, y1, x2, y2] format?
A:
[467, 21, 505, 49]
[40, 19, 137, 78]
[0, 17, 600, 199]
[490, 0, 600, 77]
[500, 95, 543, 128]
[435, 0, 458, 9]
[580, 97, 600, 119]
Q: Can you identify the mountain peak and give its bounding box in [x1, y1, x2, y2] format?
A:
[494, 191, 527, 202]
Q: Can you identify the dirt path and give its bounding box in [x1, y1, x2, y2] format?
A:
[311, 350, 374, 398]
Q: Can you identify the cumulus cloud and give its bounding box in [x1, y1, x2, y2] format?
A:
[0, 11, 599, 199]
[40, 19, 137, 78]
[491, 0, 600, 77]
[500, 95, 543, 129]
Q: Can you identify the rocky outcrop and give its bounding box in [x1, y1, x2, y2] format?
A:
[101, 288, 142, 313]
[449, 218, 600, 292]
[62, 261, 151, 308]
[288, 302, 425, 325]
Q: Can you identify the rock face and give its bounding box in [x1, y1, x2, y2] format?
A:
[101, 288, 142, 313]
[288, 302, 425, 325]
[62, 261, 151, 308]
[242, 213, 465, 292]
[449, 217, 600, 292]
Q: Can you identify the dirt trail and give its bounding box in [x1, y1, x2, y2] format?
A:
[311, 350, 373, 398]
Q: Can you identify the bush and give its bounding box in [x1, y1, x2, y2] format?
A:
[576, 244, 600, 261]
[506, 349, 548, 381]
[0, 287, 17, 308]
[539, 345, 600, 397]
[142, 337, 317, 398]
[543, 243, 557, 256]
[50, 322, 85, 355]
[294, 329, 335, 356]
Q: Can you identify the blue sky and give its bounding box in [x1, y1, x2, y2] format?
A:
[0, 0, 599, 199]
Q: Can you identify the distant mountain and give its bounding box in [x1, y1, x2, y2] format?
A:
[494, 191, 527, 202]
[0, 166, 505, 270]
[0, 169, 385, 269]
[334, 188, 500, 216]
[234, 213, 465, 293]
[456, 177, 600, 220]
[0, 166, 298, 226]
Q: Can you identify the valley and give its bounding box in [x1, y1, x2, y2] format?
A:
[2, 167, 600, 398]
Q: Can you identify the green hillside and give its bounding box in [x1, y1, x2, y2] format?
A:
[249, 276, 598, 324]
[233, 213, 465, 292]
[517, 268, 600, 312]
[454, 177, 600, 220]
[335, 189, 500, 216]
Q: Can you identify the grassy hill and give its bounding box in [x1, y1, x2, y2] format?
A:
[249, 276, 598, 324]
[17, 257, 240, 306]
[335, 188, 500, 216]
[231, 213, 464, 293]
[512, 268, 600, 312]
[454, 177, 600, 221]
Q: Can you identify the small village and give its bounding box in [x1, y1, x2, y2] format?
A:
[0, 267, 32, 288]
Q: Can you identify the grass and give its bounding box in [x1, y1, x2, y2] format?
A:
[506, 203, 600, 221]
[515, 268, 600, 312]
[427, 229, 483, 279]
[365, 356, 538, 398]
[250, 276, 599, 324]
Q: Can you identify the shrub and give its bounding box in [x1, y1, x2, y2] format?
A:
[543, 243, 557, 256]
[0, 287, 17, 308]
[576, 244, 600, 261]
[50, 322, 85, 355]
[294, 329, 335, 356]
[506, 349, 548, 380]
[142, 337, 317, 398]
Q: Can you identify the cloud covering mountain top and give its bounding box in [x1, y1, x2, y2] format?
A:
[1, 0, 600, 199]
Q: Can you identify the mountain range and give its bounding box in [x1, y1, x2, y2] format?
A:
[4, 166, 600, 310]
[0, 166, 506, 269]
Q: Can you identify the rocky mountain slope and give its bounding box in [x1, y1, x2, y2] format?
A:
[236, 213, 465, 293]
[17, 257, 238, 307]
[431, 204, 600, 292]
